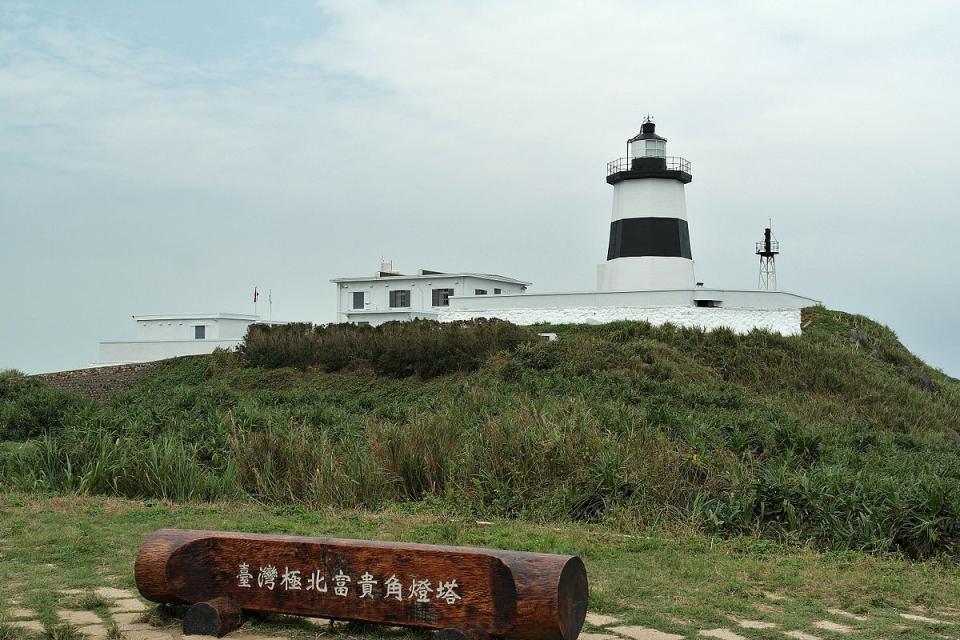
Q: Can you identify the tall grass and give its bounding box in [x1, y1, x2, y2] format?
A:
[2, 431, 241, 501]
[2, 307, 959, 558]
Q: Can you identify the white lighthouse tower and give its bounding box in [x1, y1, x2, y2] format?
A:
[597, 118, 696, 291]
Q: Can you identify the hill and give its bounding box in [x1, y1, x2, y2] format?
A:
[2, 307, 959, 559]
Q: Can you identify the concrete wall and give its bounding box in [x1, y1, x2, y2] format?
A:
[450, 289, 693, 310]
[461, 276, 522, 296]
[443, 288, 820, 336]
[448, 288, 818, 312]
[133, 317, 255, 341]
[693, 289, 820, 309]
[342, 311, 439, 326]
[217, 319, 257, 340]
[441, 306, 804, 336]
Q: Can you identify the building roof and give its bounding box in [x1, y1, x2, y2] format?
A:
[132, 313, 260, 322]
[331, 270, 531, 286]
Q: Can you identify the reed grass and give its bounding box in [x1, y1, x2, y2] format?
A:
[1, 307, 959, 558]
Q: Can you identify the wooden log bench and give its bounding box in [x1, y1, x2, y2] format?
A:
[135, 529, 588, 640]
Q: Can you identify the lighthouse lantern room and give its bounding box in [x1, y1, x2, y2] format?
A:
[598, 118, 696, 291]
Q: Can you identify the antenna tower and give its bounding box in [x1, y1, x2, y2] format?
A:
[756, 222, 779, 290]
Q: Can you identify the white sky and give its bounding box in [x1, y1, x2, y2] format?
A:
[1, 1, 959, 375]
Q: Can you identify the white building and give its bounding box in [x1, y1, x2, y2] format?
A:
[331, 262, 530, 326]
[98, 313, 280, 365]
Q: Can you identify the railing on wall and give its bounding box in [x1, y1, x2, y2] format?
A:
[606, 156, 691, 176]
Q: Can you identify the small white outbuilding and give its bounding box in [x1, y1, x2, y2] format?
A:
[98, 313, 281, 365]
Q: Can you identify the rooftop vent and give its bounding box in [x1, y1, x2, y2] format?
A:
[377, 260, 401, 277]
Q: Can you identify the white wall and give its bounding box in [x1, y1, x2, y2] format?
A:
[450, 289, 691, 310]
[98, 315, 280, 364]
[461, 276, 524, 296]
[134, 317, 255, 341]
[343, 311, 439, 327]
[217, 318, 258, 340]
[597, 257, 696, 291]
[694, 289, 820, 309]
[441, 306, 803, 336]
[610, 178, 687, 222]
[449, 288, 818, 311]
[338, 276, 463, 321]
[443, 287, 819, 335]
[335, 276, 527, 323]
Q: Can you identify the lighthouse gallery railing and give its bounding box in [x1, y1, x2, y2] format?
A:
[606, 156, 691, 176]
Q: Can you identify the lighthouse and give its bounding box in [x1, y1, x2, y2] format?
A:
[597, 118, 696, 291]
[332, 114, 821, 336]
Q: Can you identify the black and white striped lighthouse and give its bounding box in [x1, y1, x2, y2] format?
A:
[597, 118, 695, 290]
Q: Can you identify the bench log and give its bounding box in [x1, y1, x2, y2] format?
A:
[182, 596, 243, 637]
[135, 529, 587, 640]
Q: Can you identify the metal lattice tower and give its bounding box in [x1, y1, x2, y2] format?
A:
[756, 225, 779, 290]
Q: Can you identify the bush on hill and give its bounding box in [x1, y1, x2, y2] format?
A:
[0, 372, 92, 441]
[1, 307, 959, 559]
[237, 319, 536, 377]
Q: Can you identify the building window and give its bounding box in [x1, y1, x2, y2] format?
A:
[352, 291, 365, 309]
[431, 288, 454, 307]
[389, 290, 411, 308]
[494, 288, 502, 294]
[194, 325, 206, 339]
[475, 289, 487, 295]
[356, 321, 371, 327]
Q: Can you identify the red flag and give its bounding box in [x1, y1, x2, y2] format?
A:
[253, 287, 259, 303]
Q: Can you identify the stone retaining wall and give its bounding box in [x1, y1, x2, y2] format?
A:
[31, 362, 159, 400]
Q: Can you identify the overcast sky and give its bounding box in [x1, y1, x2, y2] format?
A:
[2, 1, 959, 375]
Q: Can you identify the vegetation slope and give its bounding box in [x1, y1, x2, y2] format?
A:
[2, 307, 959, 559]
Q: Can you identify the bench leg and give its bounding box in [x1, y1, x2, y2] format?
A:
[434, 628, 493, 640]
[183, 596, 244, 637]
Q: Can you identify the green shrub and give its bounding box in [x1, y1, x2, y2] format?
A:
[238, 319, 535, 377]
[0, 376, 92, 441]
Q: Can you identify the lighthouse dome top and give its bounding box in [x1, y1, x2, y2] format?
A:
[628, 119, 666, 143]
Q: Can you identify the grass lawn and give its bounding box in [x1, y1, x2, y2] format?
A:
[0, 493, 957, 640]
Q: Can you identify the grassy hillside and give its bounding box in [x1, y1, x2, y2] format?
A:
[2, 307, 959, 559]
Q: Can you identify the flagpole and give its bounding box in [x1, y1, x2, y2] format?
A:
[269, 289, 273, 323]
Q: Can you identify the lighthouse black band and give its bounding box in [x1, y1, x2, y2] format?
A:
[607, 217, 692, 260]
